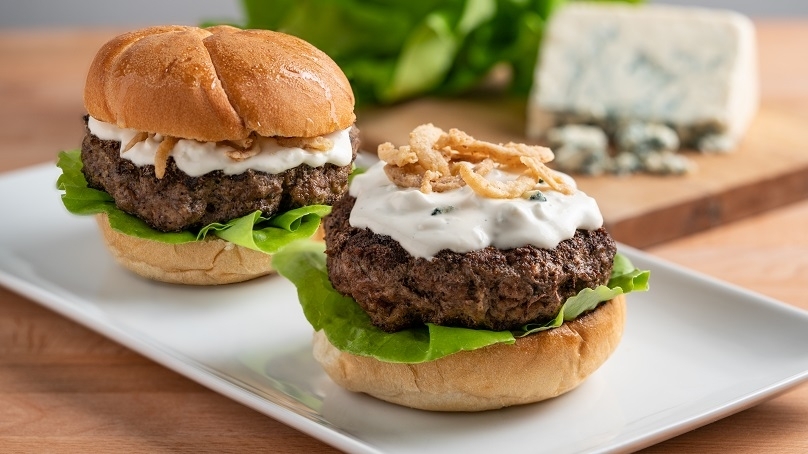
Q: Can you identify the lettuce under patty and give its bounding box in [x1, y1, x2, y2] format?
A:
[273, 240, 649, 364]
[56, 150, 330, 253]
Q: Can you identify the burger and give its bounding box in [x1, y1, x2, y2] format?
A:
[56, 25, 358, 285]
[273, 124, 649, 411]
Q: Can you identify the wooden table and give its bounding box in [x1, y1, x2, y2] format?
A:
[1, 23, 807, 453]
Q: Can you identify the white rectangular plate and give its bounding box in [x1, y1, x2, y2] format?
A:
[3, 163, 808, 453]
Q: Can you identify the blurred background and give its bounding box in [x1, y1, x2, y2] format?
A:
[0, 0, 805, 28]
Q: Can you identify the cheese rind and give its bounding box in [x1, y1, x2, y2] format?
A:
[527, 3, 758, 150]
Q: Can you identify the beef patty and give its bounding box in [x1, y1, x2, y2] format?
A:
[324, 195, 617, 332]
[80, 119, 359, 232]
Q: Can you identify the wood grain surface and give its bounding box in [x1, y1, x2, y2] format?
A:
[1, 21, 807, 453]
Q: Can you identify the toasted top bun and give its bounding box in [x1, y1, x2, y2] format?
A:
[313, 295, 626, 411]
[95, 213, 274, 285]
[84, 25, 355, 141]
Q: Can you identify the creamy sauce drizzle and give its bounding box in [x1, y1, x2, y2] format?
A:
[348, 161, 604, 258]
[87, 116, 353, 177]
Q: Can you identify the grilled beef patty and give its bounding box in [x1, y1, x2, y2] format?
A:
[324, 195, 616, 332]
[80, 119, 359, 232]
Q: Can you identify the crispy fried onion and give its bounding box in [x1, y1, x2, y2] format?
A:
[223, 133, 260, 162]
[121, 133, 181, 179]
[226, 134, 333, 162]
[121, 133, 182, 179]
[122, 132, 149, 153]
[153, 136, 179, 179]
[276, 135, 333, 151]
[121, 130, 334, 180]
[379, 124, 572, 198]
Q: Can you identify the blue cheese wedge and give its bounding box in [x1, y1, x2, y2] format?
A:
[527, 3, 758, 152]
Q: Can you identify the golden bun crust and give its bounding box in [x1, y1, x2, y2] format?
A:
[313, 295, 626, 411]
[85, 25, 355, 141]
[95, 214, 274, 285]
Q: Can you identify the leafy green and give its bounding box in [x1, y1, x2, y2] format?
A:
[273, 240, 649, 364]
[517, 250, 650, 335]
[56, 150, 329, 252]
[216, 0, 643, 106]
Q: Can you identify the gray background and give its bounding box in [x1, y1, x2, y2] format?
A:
[0, 0, 804, 28]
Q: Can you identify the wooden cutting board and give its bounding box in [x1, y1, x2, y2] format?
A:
[355, 21, 808, 248]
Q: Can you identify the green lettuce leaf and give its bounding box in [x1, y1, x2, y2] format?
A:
[517, 253, 650, 335]
[273, 240, 650, 364]
[56, 150, 330, 252]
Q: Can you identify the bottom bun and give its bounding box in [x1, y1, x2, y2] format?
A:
[96, 213, 274, 285]
[313, 295, 626, 411]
